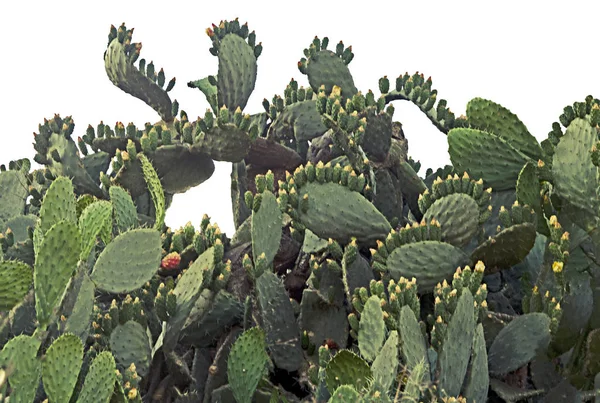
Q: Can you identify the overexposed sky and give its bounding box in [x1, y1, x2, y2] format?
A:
[2, 1, 599, 236]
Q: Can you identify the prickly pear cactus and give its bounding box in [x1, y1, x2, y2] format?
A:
[1, 17, 600, 403]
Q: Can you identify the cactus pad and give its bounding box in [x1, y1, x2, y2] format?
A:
[42, 333, 83, 403]
[227, 327, 269, 403]
[91, 228, 162, 293]
[0, 260, 33, 311]
[110, 320, 152, 377]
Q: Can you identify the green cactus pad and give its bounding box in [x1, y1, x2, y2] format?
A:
[105, 38, 173, 121]
[448, 128, 532, 191]
[361, 109, 392, 162]
[462, 323, 489, 403]
[109, 186, 138, 232]
[297, 181, 391, 247]
[82, 151, 111, 184]
[306, 50, 358, 98]
[470, 223, 536, 273]
[180, 290, 243, 347]
[466, 97, 543, 161]
[394, 160, 428, 214]
[139, 152, 165, 230]
[256, 271, 304, 371]
[342, 253, 374, 301]
[194, 124, 251, 162]
[302, 229, 329, 254]
[79, 200, 112, 261]
[516, 162, 542, 218]
[217, 33, 257, 112]
[252, 191, 282, 268]
[583, 329, 600, 377]
[115, 145, 215, 198]
[0, 335, 41, 403]
[371, 330, 399, 392]
[64, 272, 95, 342]
[1, 214, 38, 244]
[325, 350, 372, 394]
[268, 100, 328, 142]
[164, 247, 212, 349]
[39, 176, 77, 235]
[328, 385, 360, 402]
[110, 320, 152, 377]
[550, 271, 594, 356]
[42, 333, 83, 403]
[227, 327, 269, 403]
[358, 295, 386, 362]
[372, 168, 403, 223]
[0, 260, 32, 311]
[0, 170, 28, 223]
[438, 289, 475, 398]
[45, 133, 105, 198]
[401, 358, 428, 402]
[76, 351, 116, 403]
[188, 76, 218, 113]
[231, 161, 250, 230]
[552, 118, 599, 216]
[399, 305, 429, 373]
[298, 289, 349, 349]
[386, 241, 468, 292]
[91, 228, 162, 293]
[35, 220, 81, 327]
[488, 312, 551, 376]
[423, 193, 480, 248]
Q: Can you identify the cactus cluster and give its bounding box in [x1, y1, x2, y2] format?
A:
[1, 17, 600, 403]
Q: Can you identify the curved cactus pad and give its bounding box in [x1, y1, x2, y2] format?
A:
[466, 97, 543, 161]
[297, 181, 391, 247]
[423, 193, 480, 248]
[217, 34, 257, 112]
[470, 223, 536, 274]
[115, 144, 215, 197]
[385, 241, 468, 292]
[105, 38, 173, 121]
[91, 228, 162, 293]
[448, 128, 531, 191]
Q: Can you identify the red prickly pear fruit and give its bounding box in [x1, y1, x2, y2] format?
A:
[161, 252, 181, 270]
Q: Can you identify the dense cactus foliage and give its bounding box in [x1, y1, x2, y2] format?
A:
[1, 18, 600, 403]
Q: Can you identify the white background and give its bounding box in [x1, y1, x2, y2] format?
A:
[2, 1, 599, 235]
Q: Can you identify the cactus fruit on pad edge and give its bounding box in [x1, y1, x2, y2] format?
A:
[1, 17, 600, 403]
